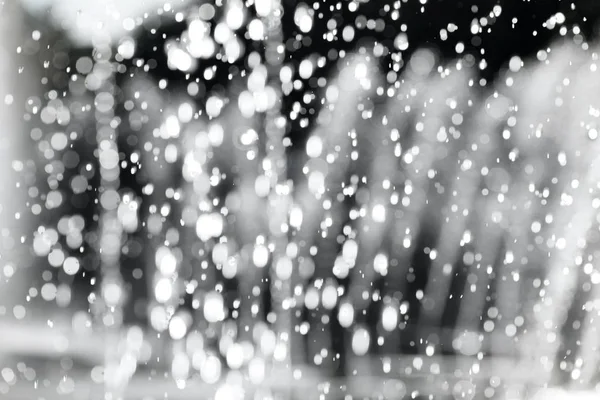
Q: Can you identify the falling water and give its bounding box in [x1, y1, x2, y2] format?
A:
[4, 2, 600, 400]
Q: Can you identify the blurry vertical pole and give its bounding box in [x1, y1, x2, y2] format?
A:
[453, 112, 502, 334]
[291, 56, 376, 379]
[526, 50, 600, 387]
[258, 0, 293, 373]
[416, 67, 482, 333]
[491, 46, 576, 365]
[573, 223, 600, 389]
[91, 33, 128, 398]
[0, 1, 35, 321]
[509, 45, 589, 388]
[570, 57, 600, 388]
[133, 75, 187, 371]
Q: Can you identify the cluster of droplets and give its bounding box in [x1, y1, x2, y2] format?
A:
[7, 0, 600, 399]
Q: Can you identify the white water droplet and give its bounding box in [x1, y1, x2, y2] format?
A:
[169, 315, 188, 340]
[275, 257, 293, 280]
[382, 305, 398, 332]
[200, 355, 222, 384]
[62, 257, 80, 275]
[204, 292, 225, 323]
[372, 203, 386, 223]
[226, 343, 244, 369]
[352, 328, 371, 356]
[338, 302, 354, 328]
[253, 244, 270, 268]
[322, 285, 338, 309]
[157, 248, 177, 275]
[155, 278, 173, 303]
[306, 136, 323, 158]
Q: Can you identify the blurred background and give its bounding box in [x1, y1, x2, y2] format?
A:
[3, 0, 600, 399]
